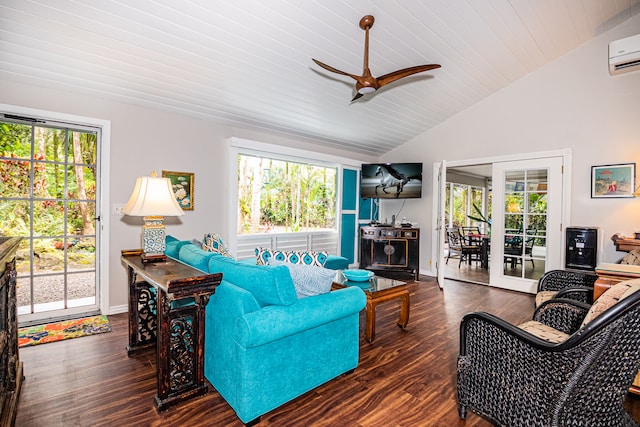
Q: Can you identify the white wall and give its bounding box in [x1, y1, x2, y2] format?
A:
[0, 81, 374, 313]
[382, 15, 640, 273]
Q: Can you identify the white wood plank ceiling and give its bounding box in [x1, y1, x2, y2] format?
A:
[1, 0, 639, 156]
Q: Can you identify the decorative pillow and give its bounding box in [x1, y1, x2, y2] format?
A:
[255, 247, 287, 265]
[202, 233, 233, 258]
[268, 259, 335, 298]
[295, 250, 328, 266]
[621, 248, 640, 265]
[581, 278, 640, 326]
[255, 247, 328, 267]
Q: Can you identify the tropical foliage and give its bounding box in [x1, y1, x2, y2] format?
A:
[504, 192, 548, 245]
[237, 154, 336, 234]
[446, 183, 487, 230]
[0, 121, 97, 273]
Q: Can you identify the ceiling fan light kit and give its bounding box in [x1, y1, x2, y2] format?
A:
[313, 15, 441, 101]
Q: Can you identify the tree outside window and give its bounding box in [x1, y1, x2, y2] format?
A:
[237, 154, 337, 235]
[445, 182, 489, 232]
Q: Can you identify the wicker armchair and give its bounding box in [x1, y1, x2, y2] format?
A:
[535, 268, 598, 307]
[457, 279, 640, 427]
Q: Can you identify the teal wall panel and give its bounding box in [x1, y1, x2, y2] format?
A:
[340, 168, 358, 262]
[341, 213, 356, 263]
[342, 169, 357, 210]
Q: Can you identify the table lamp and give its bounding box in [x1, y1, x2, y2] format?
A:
[123, 171, 184, 262]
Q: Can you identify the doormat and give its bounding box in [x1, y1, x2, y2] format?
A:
[18, 315, 111, 348]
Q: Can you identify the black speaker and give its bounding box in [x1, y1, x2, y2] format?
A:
[565, 227, 598, 271]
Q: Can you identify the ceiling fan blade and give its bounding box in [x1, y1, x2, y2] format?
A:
[351, 91, 364, 102]
[312, 59, 359, 80]
[377, 64, 441, 88]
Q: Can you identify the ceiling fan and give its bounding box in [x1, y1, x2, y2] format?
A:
[313, 15, 441, 101]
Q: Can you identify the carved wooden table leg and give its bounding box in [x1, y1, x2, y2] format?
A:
[126, 266, 157, 355]
[155, 291, 211, 411]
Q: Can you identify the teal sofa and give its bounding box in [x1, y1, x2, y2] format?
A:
[165, 236, 366, 425]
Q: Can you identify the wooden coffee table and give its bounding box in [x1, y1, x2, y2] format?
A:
[333, 271, 410, 342]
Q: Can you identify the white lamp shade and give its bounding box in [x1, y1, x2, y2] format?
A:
[123, 175, 185, 217]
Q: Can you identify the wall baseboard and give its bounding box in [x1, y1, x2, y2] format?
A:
[108, 305, 128, 315]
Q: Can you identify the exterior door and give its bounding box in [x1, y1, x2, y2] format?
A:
[489, 157, 563, 293]
[0, 118, 101, 325]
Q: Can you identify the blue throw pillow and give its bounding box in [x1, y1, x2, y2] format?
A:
[256, 247, 328, 267]
[268, 259, 336, 298]
[255, 247, 287, 265]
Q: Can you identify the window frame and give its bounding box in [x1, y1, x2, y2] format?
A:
[228, 137, 361, 260]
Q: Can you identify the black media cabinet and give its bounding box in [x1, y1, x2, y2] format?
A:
[360, 226, 419, 281]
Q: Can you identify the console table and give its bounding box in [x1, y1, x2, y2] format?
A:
[0, 237, 22, 427]
[121, 250, 221, 411]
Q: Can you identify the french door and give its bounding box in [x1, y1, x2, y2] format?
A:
[489, 157, 563, 293]
[434, 152, 567, 293]
[0, 116, 101, 325]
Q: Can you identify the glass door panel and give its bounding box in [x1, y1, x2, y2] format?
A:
[490, 157, 562, 293]
[1, 120, 100, 325]
[502, 168, 548, 279]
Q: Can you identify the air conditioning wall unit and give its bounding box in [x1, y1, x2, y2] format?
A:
[609, 34, 640, 75]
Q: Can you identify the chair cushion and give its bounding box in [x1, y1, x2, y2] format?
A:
[535, 290, 557, 307]
[518, 320, 569, 343]
[581, 278, 640, 326]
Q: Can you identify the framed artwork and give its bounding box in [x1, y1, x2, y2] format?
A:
[591, 163, 636, 198]
[162, 170, 194, 210]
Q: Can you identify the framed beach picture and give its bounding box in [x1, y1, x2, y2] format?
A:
[591, 163, 636, 198]
[162, 170, 194, 210]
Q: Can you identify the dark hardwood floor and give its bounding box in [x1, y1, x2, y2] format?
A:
[15, 277, 640, 426]
[443, 254, 547, 286]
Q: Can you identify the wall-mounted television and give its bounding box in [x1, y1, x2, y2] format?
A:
[361, 163, 423, 199]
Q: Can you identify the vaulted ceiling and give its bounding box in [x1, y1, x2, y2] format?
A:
[1, 1, 639, 156]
